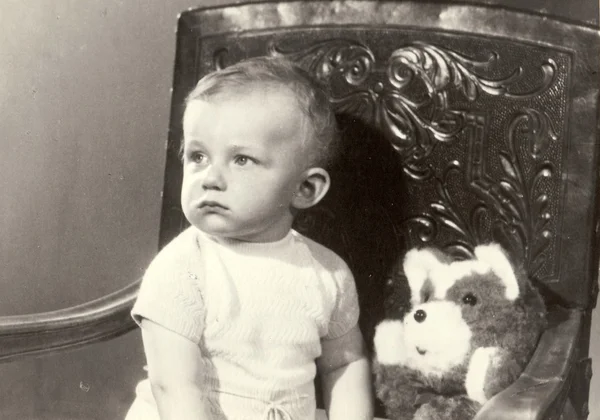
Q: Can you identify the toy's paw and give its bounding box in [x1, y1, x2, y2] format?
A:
[374, 319, 407, 365]
[414, 403, 441, 420]
[415, 396, 479, 420]
[466, 346, 522, 404]
[467, 346, 523, 404]
[414, 398, 457, 420]
[466, 347, 499, 404]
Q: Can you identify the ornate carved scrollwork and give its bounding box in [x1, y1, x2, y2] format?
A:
[478, 108, 557, 275]
[270, 40, 557, 181]
[272, 38, 561, 272]
[406, 159, 491, 259]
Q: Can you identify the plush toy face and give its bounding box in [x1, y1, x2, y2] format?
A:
[401, 301, 473, 376]
[374, 243, 546, 419]
[375, 244, 523, 378]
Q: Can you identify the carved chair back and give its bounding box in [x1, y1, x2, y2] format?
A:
[160, 2, 600, 349]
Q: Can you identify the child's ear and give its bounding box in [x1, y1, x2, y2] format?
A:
[291, 167, 331, 210]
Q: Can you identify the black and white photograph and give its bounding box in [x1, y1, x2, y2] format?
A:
[1, 1, 599, 419]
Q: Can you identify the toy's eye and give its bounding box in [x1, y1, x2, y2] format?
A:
[462, 293, 478, 306]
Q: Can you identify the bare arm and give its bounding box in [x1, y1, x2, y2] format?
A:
[317, 325, 374, 420]
[141, 319, 211, 420]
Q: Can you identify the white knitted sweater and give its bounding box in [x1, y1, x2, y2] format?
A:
[131, 226, 359, 418]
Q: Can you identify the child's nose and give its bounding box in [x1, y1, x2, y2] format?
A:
[202, 164, 226, 190]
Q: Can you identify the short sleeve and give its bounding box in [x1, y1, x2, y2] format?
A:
[131, 230, 205, 344]
[324, 263, 360, 340]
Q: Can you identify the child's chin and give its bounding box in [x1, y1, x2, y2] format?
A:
[193, 220, 233, 236]
[198, 225, 232, 236]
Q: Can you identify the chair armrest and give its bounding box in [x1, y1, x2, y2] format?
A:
[0, 279, 140, 363]
[474, 308, 582, 420]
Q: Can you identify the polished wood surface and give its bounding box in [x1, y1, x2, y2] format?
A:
[0, 280, 139, 363]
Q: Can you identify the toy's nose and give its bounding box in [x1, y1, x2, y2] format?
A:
[414, 309, 427, 323]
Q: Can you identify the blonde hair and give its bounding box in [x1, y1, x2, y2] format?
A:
[183, 56, 339, 168]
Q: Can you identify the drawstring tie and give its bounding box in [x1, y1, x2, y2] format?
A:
[263, 401, 293, 420]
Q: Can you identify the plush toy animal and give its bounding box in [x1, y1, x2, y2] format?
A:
[373, 243, 547, 420]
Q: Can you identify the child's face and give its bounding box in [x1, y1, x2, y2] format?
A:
[181, 90, 316, 242]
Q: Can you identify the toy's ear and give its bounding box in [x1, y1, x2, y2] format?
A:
[403, 248, 445, 305]
[474, 244, 519, 300]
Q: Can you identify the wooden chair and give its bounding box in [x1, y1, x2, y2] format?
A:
[1, 2, 599, 419]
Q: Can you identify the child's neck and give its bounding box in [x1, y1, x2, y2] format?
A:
[203, 228, 294, 246]
[200, 229, 296, 257]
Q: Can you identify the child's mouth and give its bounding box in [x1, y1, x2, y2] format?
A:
[199, 201, 228, 211]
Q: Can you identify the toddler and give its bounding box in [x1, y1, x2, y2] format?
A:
[126, 56, 373, 420]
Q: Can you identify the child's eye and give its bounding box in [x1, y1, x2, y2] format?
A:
[234, 155, 255, 166]
[188, 151, 206, 164]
